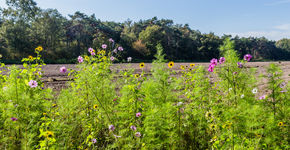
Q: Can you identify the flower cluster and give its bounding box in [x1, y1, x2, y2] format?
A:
[208, 57, 225, 72]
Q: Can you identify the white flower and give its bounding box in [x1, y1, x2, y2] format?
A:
[127, 57, 132, 62]
[241, 94, 244, 98]
[177, 102, 183, 106]
[229, 88, 232, 91]
[252, 88, 258, 94]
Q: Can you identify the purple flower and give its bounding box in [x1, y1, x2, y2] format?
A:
[127, 57, 132, 62]
[92, 138, 97, 144]
[28, 80, 38, 88]
[109, 38, 114, 43]
[38, 71, 42, 76]
[280, 82, 286, 88]
[135, 132, 141, 137]
[210, 58, 218, 66]
[88, 47, 94, 53]
[259, 95, 266, 100]
[113, 49, 117, 53]
[102, 44, 107, 49]
[78, 56, 83, 63]
[208, 64, 215, 72]
[219, 57, 225, 64]
[109, 125, 115, 131]
[237, 62, 243, 68]
[60, 66, 67, 73]
[130, 125, 137, 131]
[136, 112, 141, 117]
[11, 117, 18, 121]
[233, 72, 238, 75]
[118, 46, 123, 51]
[91, 52, 96, 56]
[244, 54, 252, 62]
[110, 56, 115, 61]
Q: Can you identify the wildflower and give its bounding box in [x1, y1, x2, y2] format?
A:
[278, 122, 284, 126]
[210, 136, 217, 142]
[109, 38, 114, 43]
[134, 74, 140, 78]
[180, 65, 185, 70]
[113, 98, 117, 102]
[52, 104, 57, 107]
[219, 57, 225, 64]
[190, 64, 195, 67]
[28, 55, 34, 60]
[139, 63, 145, 69]
[244, 54, 252, 61]
[209, 124, 217, 130]
[127, 57, 132, 62]
[93, 104, 98, 109]
[259, 95, 266, 100]
[177, 102, 183, 106]
[135, 132, 141, 137]
[11, 117, 18, 121]
[78, 56, 84, 63]
[113, 134, 122, 138]
[168, 61, 174, 68]
[46, 131, 54, 138]
[118, 46, 124, 51]
[237, 62, 243, 68]
[43, 113, 47, 116]
[229, 88, 232, 91]
[98, 50, 106, 55]
[136, 112, 141, 117]
[110, 56, 115, 61]
[60, 66, 67, 73]
[92, 138, 97, 144]
[109, 125, 115, 131]
[205, 111, 213, 118]
[210, 58, 218, 66]
[28, 80, 38, 88]
[113, 49, 117, 53]
[84, 56, 89, 61]
[241, 94, 244, 98]
[280, 82, 286, 88]
[91, 52, 96, 56]
[130, 125, 137, 131]
[252, 88, 258, 94]
[233, 72, 237, 75]
[208, 64, 214, 72]
[38, 71, 42, 76]
[102, 44, 107, 49]
[88, 47, 94, 53]
[35, 46, 43, 52]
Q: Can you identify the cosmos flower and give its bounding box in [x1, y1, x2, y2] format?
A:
[113, 49, 117, 53]
[78, 56, 84, 63]
[252, 88, 258, 94]
[241, 94, 245, 98]
[109, 125, 115, 131]
[109, 38, 114, 43]
[91, 52, 96, 56]
[244, 54, 252, 61]
[259, 95, 266, 100]
[237, 62, 243, 68]
[88, 47, 94, 53]
[92, 138, 97, 144]
[219, 57, 225, 64]
[28, 80, 38, 88]
[11, 117, 18, 121]
[60, 66, 67, 73]
[210, 58, 218, 66]
[110, 56, 115, 61]
[136, 112, 141, 117]
[118, 46, 124, 51]
[208, 64, 214, 72]
[102, 44, 107, 49]
[127, 57, 132, 62]
[135, 132, 141, 137]
[130, 125, 137, 131]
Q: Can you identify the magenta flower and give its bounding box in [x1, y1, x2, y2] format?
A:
[11, 117, 18, 121]
[102, 44, 107, 49]
[109, 38, 114, 43]
[113, 49, 117, 53]
[91, 52, 96, 56]
[219, 57, 225, 64]
[28, 80, 38, 88]
[88, 47, 94, 53]
[78, 56, 83, 63]
[208, 64, 214, 72]
[210, 58, 218, 66]
[130, 125, 137, 131]
[136, 112, 141, 117]
[135, 132, 141, 137]
[259, 95, 266, 100]
[92, 138, 97, 144]
[60, 66, 67, 73]
[237, 62, 243, 68]
[109, 125, 115, 131]
[244, 54, 252, 61]
[118, 46, 124, 51]
[110, 56, 115, 61]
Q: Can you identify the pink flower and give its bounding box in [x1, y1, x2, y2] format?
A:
[208, 64, 214, 72]
[135, 132, 141, 137]
[28, 80, 38, 88]
[78, 56, 83, 63]
[219, 57, 225, 64]
[113, 49, 117, 53]
[210, 58, 218, 66]
[130, 125, 137, 131]
[259, 95, 266, 100]
[60, 66, 67, 73]
[110, 56, 115, 61]
[244, 54, 252, 61]
[11, 117, 18, 121]
[136, 112, 141, 117]
[102, 44, 107, 49]
[109, 125, 115, 131]
[92, 138, 97, 143]
[88, 47, 94, 53]
[109, 38, 114, 43]
[91, 52, 96, 56]
[237, 62, 243, 68]
[118, 46, 123, 51]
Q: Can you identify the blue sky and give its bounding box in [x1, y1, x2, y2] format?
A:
[1, 0, 290, 40]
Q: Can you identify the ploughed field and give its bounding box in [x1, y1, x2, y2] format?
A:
[38, 61, 290, 92]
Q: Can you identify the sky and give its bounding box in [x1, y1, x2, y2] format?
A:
[0, 0, 290, 41]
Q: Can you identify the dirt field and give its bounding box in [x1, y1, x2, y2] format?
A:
[38, 62, 290, 92]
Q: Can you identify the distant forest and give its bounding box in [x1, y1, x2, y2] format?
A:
[0, 0, 290, 63]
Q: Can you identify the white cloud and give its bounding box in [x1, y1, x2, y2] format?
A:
[265, 0, 290, 6]
[274, 24, 290, 30]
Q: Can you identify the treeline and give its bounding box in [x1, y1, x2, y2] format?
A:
[0, 0, 290, 63]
